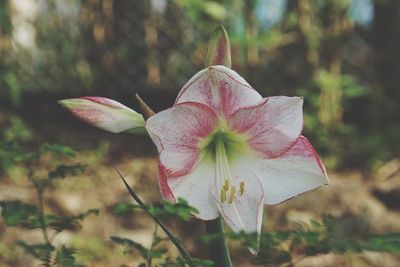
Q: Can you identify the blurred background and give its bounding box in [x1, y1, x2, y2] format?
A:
[0, 0, 399, 266]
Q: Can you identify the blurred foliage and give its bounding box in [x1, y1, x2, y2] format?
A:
[111, 236, 167, 262]
[0, 201, 39, 227]
[54, 246, 84, 267]
[244, 216, 399, 265]
[1, 0, 400, 265]
[0, 138, 97, 266]
[111, 199, 400, 266]
[17, 242, 83, 267]
[1, 0, 399, 170]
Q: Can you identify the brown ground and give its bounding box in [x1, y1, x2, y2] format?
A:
[1, 145, 400, 266]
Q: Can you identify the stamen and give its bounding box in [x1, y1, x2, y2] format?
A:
[228, 186, 236, 204]
[220, 188, 227, 203]
[239, 181, 245, 196]
[223, 179, 229, 191]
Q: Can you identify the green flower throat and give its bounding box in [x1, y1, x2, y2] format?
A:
[198, 119, 249, 204]
[198, 120, 248, 163]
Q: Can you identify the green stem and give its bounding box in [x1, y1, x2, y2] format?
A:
[147, 224, 158, 267]
[36, 189, 50, 245]
[116, 170, 192, 262]
[205, 217, 232, 267]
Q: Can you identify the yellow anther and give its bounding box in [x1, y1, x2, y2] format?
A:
[239, 181, 245, 196]
[220, 188, 227, 203]
[228, 186, 236, 204]
[223, 179, 230, 191]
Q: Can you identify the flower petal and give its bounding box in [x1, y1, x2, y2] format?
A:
[159, 150, 199, 177]
[210, 159, 264, 243]
[240, 136, 328, 205]
[158, 160, 175, 201]
[228, 96, 303, 158]
[175, 66, 262, 117]
[168, 161, 219, 220]
[146, 102, 217, 176]
[59, 97, 145, 133]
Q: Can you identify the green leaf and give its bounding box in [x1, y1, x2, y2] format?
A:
[176, 257, 214, 267]
[111, 202, 139, 214]
[0, 204, 98, 231]
[0, 201, 40, 226]
[251, 249, 291, 265]
[226, 230, 260, 253]
[363, 233, 400, 254]
[205, 25, 231, 68]
[55, 246, 84, 267]
[147, 198, 198, 221]
[48, 164, 86, 179]
[47, 209, 99, 232]
[40, 143, 76, 158]
[17, 241, 54, 262]
[0, 140, 37, 164]
[112, 198, 198, 220]
[111, 236, 167, 259]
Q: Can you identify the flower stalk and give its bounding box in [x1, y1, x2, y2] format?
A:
[205, 217, 232, 267]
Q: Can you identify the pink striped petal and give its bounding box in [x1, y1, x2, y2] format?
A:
[59, 97, 145, 133]
[158, 160, 175, 201]
[145, 102, 217, 177]
[240, 136, 328, 205]
[175, 66, 262, 117]
[159, 150, 199, 177]
[228, 96, 303, 158]
[168, 161, 219, 220]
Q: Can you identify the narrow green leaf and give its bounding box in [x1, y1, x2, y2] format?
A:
[205, 25, 231, 68]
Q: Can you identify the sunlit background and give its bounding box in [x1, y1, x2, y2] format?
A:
[1, 0, 399, 266]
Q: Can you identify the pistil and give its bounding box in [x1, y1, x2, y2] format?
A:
[215, 134, 245, 204]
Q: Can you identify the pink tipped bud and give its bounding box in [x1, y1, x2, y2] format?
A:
[59, 97, 145, 134]
[205, 25, 231, 68]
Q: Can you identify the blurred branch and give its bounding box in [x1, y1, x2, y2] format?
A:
[147, 224, 159, 267]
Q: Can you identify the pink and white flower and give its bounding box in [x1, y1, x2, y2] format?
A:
[146, 65, 328, 239]
[59, 66, 328, 246]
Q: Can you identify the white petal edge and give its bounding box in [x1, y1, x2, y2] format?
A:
[240, 136, 328, 205]
[168, 160, 220, 220]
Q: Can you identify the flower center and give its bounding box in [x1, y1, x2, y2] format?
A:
[198, 120, 248, 203]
